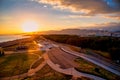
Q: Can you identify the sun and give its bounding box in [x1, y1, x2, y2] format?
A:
[22, 21, 39, 32]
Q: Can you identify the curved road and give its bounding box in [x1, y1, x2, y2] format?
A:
[60, 46, 120, 76]
[44, 50, 105, 80]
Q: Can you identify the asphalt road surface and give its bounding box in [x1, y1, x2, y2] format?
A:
[48, 47, 79, 69]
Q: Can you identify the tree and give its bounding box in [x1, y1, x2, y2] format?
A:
[94, 68, 100, 73]
[0, 47, 5, 56]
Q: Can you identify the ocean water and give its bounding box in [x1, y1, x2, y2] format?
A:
[0, 35, 30, 43]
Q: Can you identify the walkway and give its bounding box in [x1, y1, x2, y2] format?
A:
[0, 53, 46, 80]
[43, 52, 105, 80]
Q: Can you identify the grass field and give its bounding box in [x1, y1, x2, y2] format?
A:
[33, 51, 44, 56]
[0, 53, 38, 77]
[3, 41, 38, 51]
[25, 65, 93, 80]
[68, 45, 82, 53]
[23, 41, 39, 50]
[3, 44, 18, 51]
[25, 65, 72, 80]
[85, 49, 111, 59]
[75, 58, 120, 80]
[68, 45, 111, 59]
[31, 58, 44, 69]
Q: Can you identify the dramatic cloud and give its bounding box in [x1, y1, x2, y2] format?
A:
[33, 0, 120, 15]
[30, 0, 120, 31]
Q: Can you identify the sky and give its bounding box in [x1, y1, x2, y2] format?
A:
[0, 0, 120, 34]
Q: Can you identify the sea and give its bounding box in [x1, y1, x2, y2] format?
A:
[0, 35, 30, 43]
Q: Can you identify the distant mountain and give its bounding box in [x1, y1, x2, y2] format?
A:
[114, 31, 120, 33]
[39, 29, 113, 36]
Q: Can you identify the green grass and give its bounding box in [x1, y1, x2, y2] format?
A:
[68, 45, 111, 59]
[75, 58, 120, 80]
[3, 44, 18, 51]
[23, 41, 39, 50]
[0, 53, 38, 77]
[33, 50, 44, 56]
[86, 49, 111, 59]
[25, 65, 93, 80]
[31, 58, 44, 69]
[25, 65, 72, 80]
[68, 45, 81, 53]
[3, 41, 38, 51]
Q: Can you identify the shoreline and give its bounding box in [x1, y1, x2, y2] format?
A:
[0, 37, 33, 48]
[0, 34, 30, 43]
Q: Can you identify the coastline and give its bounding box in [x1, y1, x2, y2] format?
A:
[0, 37, 33, 48]
[0, 34, 30, 43]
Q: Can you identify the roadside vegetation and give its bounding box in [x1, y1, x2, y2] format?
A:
[74, 57, 120, 80]
[85, 49, 111, 59]
[67, 45, 82, 53]
[0, 53, 38, 77]
[68, 45, 111, 59]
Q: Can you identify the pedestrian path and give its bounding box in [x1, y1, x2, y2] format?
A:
[43, 53, 105, 80]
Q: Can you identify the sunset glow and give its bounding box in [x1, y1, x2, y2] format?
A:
[22, 21, 39, 32]
[0, 0, 120, 34]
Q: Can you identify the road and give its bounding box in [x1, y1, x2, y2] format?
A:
[37, 41, 106, 79]
[60, 45, 120, 76]
[44, 48, 105, 80]
[37, 40, 120, 79]
[48, 47, 79, 69]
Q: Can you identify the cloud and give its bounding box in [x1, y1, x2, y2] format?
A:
[32, 0, 120, 15]
[0, 16, 13, 22]
[93, 22, 120, 31]
[102, 14, 120, 20]
[61, 15, 92, 19]
[95, 22, 120, 26]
